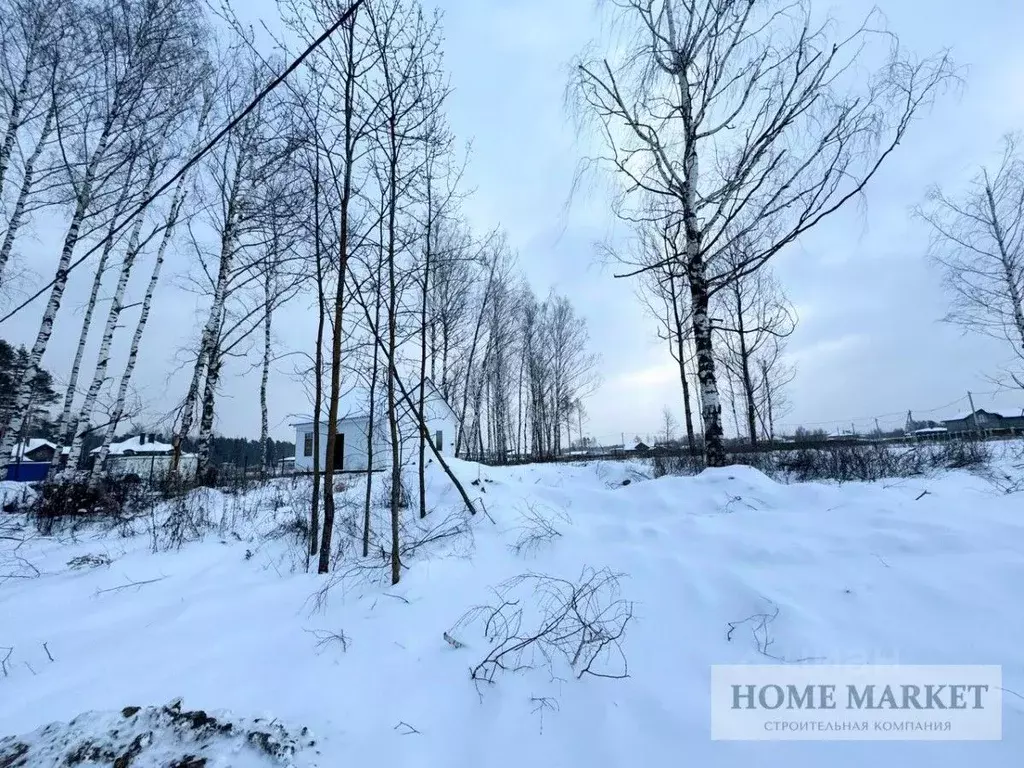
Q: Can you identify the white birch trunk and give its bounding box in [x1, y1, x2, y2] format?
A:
[65, 203, 149, 470]
[0, 124, 113, 462]
[172, 206, 235, 474]
[0, 101, 54, 287]
[259, 255, 273, 471]
[196, 352, 221, 479]
[90, 183, 188, 482]
[53, 153, 142, 457]
[0, 66, 33, 196]
[985, 182, 1024, 355]
[189, 220, 235, 477]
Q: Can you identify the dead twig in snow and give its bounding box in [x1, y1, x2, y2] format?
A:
[94, 575, 168, 596]
[509, 503, 570, 556]
[42, 642, 54, 662]
[726, 602, 824, 664]
[443, 631, 465, 649]
[393, 721, 420, 736]
[451, 568, 633, 686]
[530, 695, 560, 734]
[305, 628, 350, 653]
[0, 647, 12, 677]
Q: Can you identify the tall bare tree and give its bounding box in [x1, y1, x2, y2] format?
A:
[367, 0, 446, 584]
[573, 0, 953, 465]
[1, 0, 208, 463]
[714, 246, 795, 446]
[919, 135, 1024, 387]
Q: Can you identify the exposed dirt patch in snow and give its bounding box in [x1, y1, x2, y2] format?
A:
[0, 699, 318, 767]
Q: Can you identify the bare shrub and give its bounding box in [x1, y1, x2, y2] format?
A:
[647, 438, 1000, 484]
[0, 518, 40, 583]
[931, 439, 992, 470]
[767, 444, 928, 483]
[67, 553, 113, 570]
[30, 480, 148, 536]
[448, 567, 633, 685]
[160, 492, 214, 550]
[401, 507, 474, 562]
[509, 503, 571, 556]
[651, 453, 704, 478]
[376, 474, 409, 510]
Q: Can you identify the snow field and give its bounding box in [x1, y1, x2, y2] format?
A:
[1, 454, 1022, 766]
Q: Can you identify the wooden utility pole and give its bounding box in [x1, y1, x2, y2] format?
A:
[968, 391, 981, 438]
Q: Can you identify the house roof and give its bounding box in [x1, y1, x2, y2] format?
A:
[90, 436, 175, 455]
[947, 409, 1003, 422]
[10, 439, 56, 459]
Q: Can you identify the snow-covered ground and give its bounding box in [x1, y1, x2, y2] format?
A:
[1, 451, 1022, 766]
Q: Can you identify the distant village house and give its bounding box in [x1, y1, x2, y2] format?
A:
[89, 434, 198, 481]
[293, 379, 459, 473]
[942, 409, 1024, 436]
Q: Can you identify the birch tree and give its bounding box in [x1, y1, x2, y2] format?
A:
[573, 0, 953, 466]
[53, 143, 146, 462]
[0, 0, 207, 464]
[919, 135, 1024, 387]
[415, 112, 459, 517]
[0, 0, 64, 199]
[0, 0, 68, 293]
[621, 217, 699, 455]
[173, 58, 280, 478]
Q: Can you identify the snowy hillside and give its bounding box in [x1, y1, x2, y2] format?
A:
[2, 455, 1023, 766]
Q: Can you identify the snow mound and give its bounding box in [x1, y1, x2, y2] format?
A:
[0, 699, 319, 768]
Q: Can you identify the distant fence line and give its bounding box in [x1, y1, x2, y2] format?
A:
[470, 428, 1024, 468]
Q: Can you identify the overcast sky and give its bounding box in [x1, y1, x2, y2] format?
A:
[3, 0, 1024, 444]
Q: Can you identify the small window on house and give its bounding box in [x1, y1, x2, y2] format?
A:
[303, 432, 313, 457]
[435, 430, 443, 451]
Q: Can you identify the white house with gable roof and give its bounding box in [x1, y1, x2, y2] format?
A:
[292, 378, 460, 473]
[89, 433, 197, 480]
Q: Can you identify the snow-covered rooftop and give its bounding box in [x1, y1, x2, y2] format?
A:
[90, 435, 174, 455]
[10, 439, 56, 459]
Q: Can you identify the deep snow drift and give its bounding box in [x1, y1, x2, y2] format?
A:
[1, 452, 1022, 766]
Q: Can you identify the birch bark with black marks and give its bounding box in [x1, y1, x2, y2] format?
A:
[0, 125, 112, 463]
[0, 0, 64, 198]
[0, 99, 55, 290]
[91, 179, 191, 481]
[65, 167, 158, 471]
[54, 148, 144, 460]
[2, 0, 208, 463]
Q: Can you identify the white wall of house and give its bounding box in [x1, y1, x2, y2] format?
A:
[293, 387, 460, 473]
[294, 416, 373, 473]
[106, 454, 198, 480]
